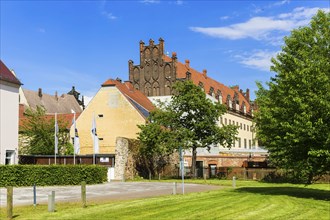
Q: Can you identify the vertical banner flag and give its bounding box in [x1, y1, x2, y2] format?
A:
[71, 110, 80, 154]
[91, 114, 99, 154]
[54, 113, 59, 154]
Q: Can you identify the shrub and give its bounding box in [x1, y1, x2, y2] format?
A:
[0, 165, 107, 187]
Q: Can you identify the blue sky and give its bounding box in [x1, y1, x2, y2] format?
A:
[1, 0, 329, 103]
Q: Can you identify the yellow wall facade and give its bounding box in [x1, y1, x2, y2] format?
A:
[70, 86, 146, 155]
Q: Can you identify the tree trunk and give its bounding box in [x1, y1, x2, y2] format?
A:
[191, 147, 197, 179]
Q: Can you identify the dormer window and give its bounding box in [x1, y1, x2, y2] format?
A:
[234, 92, 239, 110]
[209, 87, 215, 97]
[198, 82, 204, 91]
[242, 101, 247, 114]
[216, 90, 222, 104]
[227, 95, 232, 109]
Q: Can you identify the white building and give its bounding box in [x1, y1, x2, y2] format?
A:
[0, 60, 22, 164]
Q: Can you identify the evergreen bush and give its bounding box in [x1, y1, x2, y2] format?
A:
[0, 165, 107, 187]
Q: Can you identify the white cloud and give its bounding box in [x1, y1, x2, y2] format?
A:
[220, 16, 230, 20]
[140, 0, 160, 4]
[190, 7, 329, 44]
[102, 11, 117, 20]
[234, 50, 279, 71]
[100, 1, 117, 20]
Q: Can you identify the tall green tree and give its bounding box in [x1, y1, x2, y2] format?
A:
[20, 106, 73, 155]
[139, 80, 237, 178]
[137, 123, 174, 178]
[255, 10, 330, 183]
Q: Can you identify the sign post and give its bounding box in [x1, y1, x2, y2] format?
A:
[179, 147, 185, 195]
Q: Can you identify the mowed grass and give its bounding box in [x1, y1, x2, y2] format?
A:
[1, 180, 329, 220]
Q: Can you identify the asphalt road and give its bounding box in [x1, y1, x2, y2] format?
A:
[0, 182, 220, 207]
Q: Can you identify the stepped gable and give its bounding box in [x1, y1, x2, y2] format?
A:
[102, 79, 155, 118]
[0, 60, 22, 85]
[22, 88, 82, 114]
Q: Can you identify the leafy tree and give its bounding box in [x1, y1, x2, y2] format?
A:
[255, 10, 330, 184]
[139, 80, 237, 178]
[137, 123, 174, 178]
[20, 106, 73, 155]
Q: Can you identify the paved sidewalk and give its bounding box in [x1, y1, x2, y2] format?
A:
[0, 182, 220, 207]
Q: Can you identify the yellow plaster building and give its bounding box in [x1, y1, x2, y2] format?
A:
[71, 79, 154, 155]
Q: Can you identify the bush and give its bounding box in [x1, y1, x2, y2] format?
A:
[0, 165, 107, 187]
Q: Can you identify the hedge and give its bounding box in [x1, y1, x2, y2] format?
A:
[0, 165, 108, 187]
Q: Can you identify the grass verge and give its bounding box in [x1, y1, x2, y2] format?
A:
[1, 180, 329, 220]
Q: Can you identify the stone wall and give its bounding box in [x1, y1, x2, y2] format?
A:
[114, 137, 129, 180]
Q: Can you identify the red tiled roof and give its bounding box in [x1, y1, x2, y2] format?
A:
[102, 79, 155, 118]
[0, 60, 22, 85]
[163, 55, 251, 113]
[19, 112, 81, 131]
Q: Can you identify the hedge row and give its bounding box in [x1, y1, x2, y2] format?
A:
[0, 165, 107, 187]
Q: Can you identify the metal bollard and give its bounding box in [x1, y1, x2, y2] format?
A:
[33, 183, 37, 207]
[48, 191, 55, 212]
[232, 176, 236, 188]
[173, 182, 177, 195]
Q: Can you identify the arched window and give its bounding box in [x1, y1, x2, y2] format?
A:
[152, 82, 160, 96]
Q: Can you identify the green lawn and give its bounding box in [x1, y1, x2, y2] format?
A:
[1, 180, 329, 220]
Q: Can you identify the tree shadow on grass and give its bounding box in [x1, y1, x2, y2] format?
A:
[235, 187, 330, 201]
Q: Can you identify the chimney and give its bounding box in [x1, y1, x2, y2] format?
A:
[116, 77, 122, 83]
[202, 69, 207, 78]
[38, 88, 42, 98]
[232, 85, 239, 91]
[55, 91, 58, 101]
[185, 60, 190, 68]
[246, 89, 250, 102]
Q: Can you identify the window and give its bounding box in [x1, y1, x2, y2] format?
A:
[209, 87, 215, 97]
[98, 137, 104, 141]
[198, 82, 204, 91]
[247, 125, 249, 132]
[238, 138, 241, 148]
[244, 139, 247, 149]
[236, 122, 239, 126]
[244, 124, 246, 131]
[249, 140, 252, 149]
[5, 150, 15, 165]
[98, 114, 104, 118]
[240, 123, 242, 129]
[216, 90, 222, 104]
[225, 118, 227, 125]
[229, 119, 231, 124]
[220, 117, 223, 124]
[227, 95, 232, 109]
